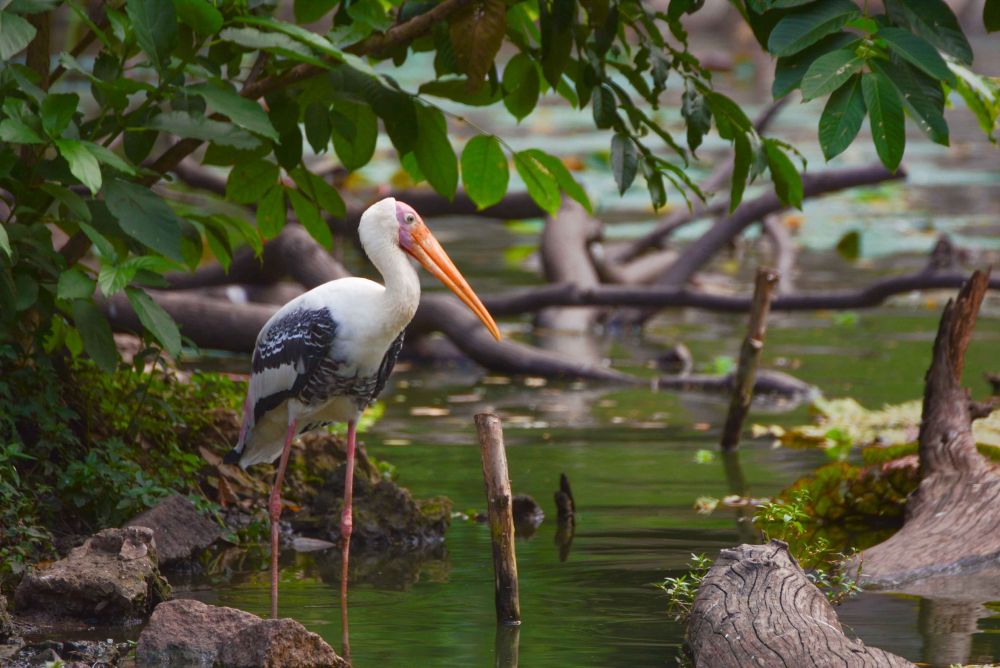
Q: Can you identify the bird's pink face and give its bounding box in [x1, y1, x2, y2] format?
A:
[395, 201, 501, 341]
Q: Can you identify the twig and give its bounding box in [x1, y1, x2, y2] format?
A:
[720, 268, 779, 451]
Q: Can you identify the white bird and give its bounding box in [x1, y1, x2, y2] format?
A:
[224, 197, 501, 646]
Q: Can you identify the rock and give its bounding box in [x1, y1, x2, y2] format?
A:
[217, 618, 348, 668]
[137, 599, 346, 668]
[291, 536, 337, 553]
[126, 495, 223, 567]
[0, 594, 13, 642]
[305, 465, 451, 550]
[14, 527, 169, 624]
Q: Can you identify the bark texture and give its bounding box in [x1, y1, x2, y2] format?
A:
[686, 541, 914, 668]
[849, 270, 1000, 588]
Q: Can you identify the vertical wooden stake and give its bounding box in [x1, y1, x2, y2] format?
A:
[475, 413, 521, 626]
[720, 267, 779, 451]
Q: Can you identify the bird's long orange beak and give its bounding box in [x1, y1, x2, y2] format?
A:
[405, 221, 502, 341]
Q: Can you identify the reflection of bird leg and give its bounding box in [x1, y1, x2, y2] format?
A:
[340, 418, 357, 662]
[269, 419, 297, 620]
[554, 473, 576, 562]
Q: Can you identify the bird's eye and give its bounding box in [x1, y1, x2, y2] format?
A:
[405, 214, 415, 224]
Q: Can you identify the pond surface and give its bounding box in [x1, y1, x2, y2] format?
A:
[183, 31, 1000, 668]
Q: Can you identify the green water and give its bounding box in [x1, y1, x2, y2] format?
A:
[182, 303, 1000, 667]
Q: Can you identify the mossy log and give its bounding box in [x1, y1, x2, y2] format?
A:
[686, 541, 914, 667]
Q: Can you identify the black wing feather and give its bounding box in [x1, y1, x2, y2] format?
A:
[251, 307, 337, 423]
[369, 331, 405, 405]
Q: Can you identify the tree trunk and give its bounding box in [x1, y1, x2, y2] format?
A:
[848, 270, 1000, 588]
[686, 541, 914, 667]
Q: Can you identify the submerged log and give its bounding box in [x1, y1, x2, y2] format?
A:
[848, 270, 1000, 588]
[686, 541, 914, 667]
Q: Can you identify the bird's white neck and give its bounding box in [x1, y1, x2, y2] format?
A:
[364, 232, 420, 334]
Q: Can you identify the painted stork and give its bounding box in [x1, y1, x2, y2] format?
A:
[224, 197, 501, 638]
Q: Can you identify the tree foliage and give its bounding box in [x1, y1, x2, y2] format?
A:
[0, 0, 996, 368]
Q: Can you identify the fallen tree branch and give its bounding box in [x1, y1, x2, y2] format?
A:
[686, 541, 914, 667]
[477, 270, 1000, 315]
[760, 215, 796, 294]
[537, 202, 603, 332]
[652, 163, 904, 290]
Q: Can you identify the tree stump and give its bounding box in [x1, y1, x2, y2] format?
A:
[686, 541, 914, 667]
[848, 270, 999, 588]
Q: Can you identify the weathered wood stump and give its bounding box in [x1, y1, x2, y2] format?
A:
[848, 270, 999, 588]
[686, 541, 914, 667]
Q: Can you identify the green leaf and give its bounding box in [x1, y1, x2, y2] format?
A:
[40, 93, 80, 138]
[126, 287, 181, 357]
[525, 149, 591, 212]
[173, 0, 223, 36]
[290, 167, 345, 217]
[40, 182, 92, 221]
[287, 188, 332, 248]
[862, 71, 905, 172]
[800, 49, 863, 102]
[81, 142, 137, 176]
[419, 78, 504, 106]
[878, 27, 956, 85]
[13, 272, 37, 311]
[461, 135, 509, 209]
[767, 0, 860, 57]
[0, 11, 37, 61]
[188, 82, 279, 141]
[950, 62, 998, 142]
[256, 186, 286, 239]
[819, 74, 866, 160]
[885, 0, 972, 64]
[540, 0, 575, 87]
[592, 84, 617, 129]
[72, 299, 118, 373]
[226, 160, 280, 205]
[836, 229, 861, 260]
[235, 15, 344, 60]
[502, 53, 540, 121]
[514, 151, 560, 214]
[0, 118, 44, 144]
[413, 104, 458, 200]
[610, 133, 638, 196]
[125, 0, 178, 72]
[705, 92, 752, 140]
[730, 133, 751, 212]
[55, 139, 102, 195]
[870, 58, 948, 146]
[304, 102, 331, 154]
[104, 178, 184, 261]
[330, 98, 377, 171]
[986, 0, 1000, 32]
[57, 267, 96, 300]
[681, 84, 711, 153]
[219, 27, 327, 67]
[449, 0, 506, 89]
[0, 223, 10, 259]
[147, 111, 261, 149]
[764, 140, 803, 209]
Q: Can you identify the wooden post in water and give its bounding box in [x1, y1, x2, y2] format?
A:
[475, 413, 521, 626]
[720, 267, 779, 451]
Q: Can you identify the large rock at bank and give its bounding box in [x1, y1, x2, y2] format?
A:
[14, 526, 169, 623]
[126, 495, 222, 567]
[217, 618, 347, 668]
[137, 599, 346, 667]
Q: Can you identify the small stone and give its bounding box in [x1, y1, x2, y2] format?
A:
[126, 495, 223, 567]
[217, 618, 348, 668]
[291, 536, 337, 553]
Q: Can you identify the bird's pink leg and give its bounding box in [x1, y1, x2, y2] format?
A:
[269, 418, 297, 620]
[340, 418, 357, 662]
